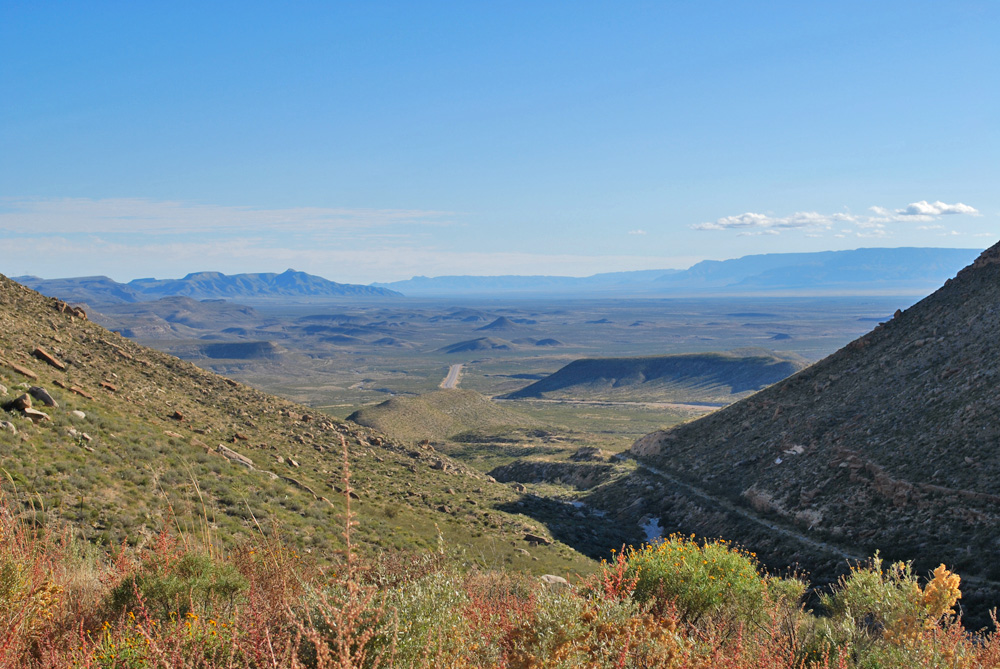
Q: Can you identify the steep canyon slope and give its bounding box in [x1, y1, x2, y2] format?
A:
[625, 241, 1000, 607]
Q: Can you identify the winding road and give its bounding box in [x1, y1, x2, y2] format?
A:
[440, 363, 463, 389]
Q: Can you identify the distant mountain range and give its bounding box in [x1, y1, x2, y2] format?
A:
[375, 247, 981, 296]
[12, 247, 983, 303]
[13, 269, 401, 304]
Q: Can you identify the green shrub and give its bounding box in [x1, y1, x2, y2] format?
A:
[107, 549, 247, 620]
[813, 553, 964, 664]
[624, 534, 805, 626]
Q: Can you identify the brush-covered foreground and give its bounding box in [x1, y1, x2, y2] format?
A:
[3, 482, 995, 669]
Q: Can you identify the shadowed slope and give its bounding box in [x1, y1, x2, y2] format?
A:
[507, 348, 807, 403]
[621, 241, 1000, 605]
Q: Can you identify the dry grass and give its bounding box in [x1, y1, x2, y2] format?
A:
[5, 456, 1000, 669]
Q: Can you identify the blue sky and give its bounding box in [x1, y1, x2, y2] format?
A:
[1, 1, 997, 283]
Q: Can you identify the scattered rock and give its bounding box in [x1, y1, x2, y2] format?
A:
[524, 533, 552, 546]
[32, 346, 66, 370]
[288, 458, 299, 468]
[71, 410, 87, 420]
[3, 393, 32, 411]
[539, 574, 570, 589]
[233, 432, 249, 441]
[28, 386, 58, 407]
[0, 384, 7, 396]
[1, 358, 38, 380]
[71, 386, 94, 400]
[216, 444, 254, 468]
[0, 420, 16, 435]
[169, 411, 184, 421]
[99, 381, 117, 392]
[163, 430, 182, 438]
[22, 407, 51, 423]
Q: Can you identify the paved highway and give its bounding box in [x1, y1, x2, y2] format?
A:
[440, 363, 463, 389]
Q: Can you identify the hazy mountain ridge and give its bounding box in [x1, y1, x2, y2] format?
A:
[15, 268, 401, 305]
[377, 247, 980, 296]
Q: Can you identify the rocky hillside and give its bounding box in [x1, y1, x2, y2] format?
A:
[0, 274, 594, 575]
[506, 348, 807, 403]
[619, 240, 1000, 612]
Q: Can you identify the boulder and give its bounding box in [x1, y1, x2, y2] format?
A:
[70, 410, 87, 420]
[1, 360, 37, 380]
[217, 443, 254, 468]
[539, 574, 571, 589]
[524, 533, 552, 546]
[32, 347, 66, 371]
[28, 386, 58, 408]
[22, 407, 51, 423]
[3, 393, 31, 411]
[0, 383, 7, 396]
[0, 420, 16, 435]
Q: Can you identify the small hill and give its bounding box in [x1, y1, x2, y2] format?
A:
[534, 338, 564, 347]
[618, 241, 1000, 616]
[438, 337, 514, 354]
[347, 389, 537, 444]
[200, 341, 282, 360]
[476, 316, 522, 332]
[506, 348, 807, 403]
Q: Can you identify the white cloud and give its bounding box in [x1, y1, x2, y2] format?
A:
[628, 229, 647, 235]
[900, 200, 979, 216]
[692, 210, 854, 232]
[694, 199, 980, 238]
[916, 224, 945, 231]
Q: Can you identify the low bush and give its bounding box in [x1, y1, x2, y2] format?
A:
[623, 533, 806, 626]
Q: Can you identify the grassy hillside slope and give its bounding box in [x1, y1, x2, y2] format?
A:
[347, 388, 537, 444]
[0, 274, 595, 575]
